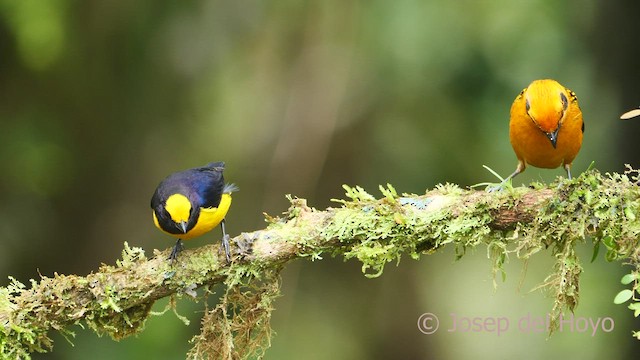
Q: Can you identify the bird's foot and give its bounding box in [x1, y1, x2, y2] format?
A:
[485, 178, 514, 192]
[168, 239, 184, 263]
[487, 183, 506, 193]
[221, 234, 232, 263]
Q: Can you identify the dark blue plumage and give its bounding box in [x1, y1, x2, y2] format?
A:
[151, 162, 225, 235]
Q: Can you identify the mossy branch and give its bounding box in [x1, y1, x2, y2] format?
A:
[2, 169, 640, 359]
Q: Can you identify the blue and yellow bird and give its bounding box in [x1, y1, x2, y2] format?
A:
[151, 162, 237, 262]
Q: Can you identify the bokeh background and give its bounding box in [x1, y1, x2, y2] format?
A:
[2, 0, 640, 358]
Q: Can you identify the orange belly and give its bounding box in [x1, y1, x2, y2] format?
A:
[509, 94, 583, 170]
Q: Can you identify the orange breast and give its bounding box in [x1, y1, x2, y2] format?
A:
[509, 79, 583, 169]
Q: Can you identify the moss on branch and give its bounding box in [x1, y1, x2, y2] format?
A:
[2, 169, 640, 358]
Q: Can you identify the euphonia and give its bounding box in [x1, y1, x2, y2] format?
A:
[151, 161, 237, 262]
[505, 79, 584, 182]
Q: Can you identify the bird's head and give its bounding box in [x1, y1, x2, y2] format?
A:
[524, 79, 570, 149]
[163, 193, 192, 234]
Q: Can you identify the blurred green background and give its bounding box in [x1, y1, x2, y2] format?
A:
[2, 0, 640, 358]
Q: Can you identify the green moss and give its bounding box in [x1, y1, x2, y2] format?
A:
[188, 269, 281, 360]
[322, 182, 503, 278]
[0, 278, 46, 359]
[116, 241, 147, 267]
[5, 168, 640, 359]
[320, 169, 640, 336]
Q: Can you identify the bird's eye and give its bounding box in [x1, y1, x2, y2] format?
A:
[525, 99, 530, 112]
[560, 92, 568, 111]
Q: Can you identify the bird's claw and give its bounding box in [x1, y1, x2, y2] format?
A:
[487, 184, 505, 193]
[168, 239, 184, 264]
[486, 179, 511, 193]
[221, 233, 231, 263]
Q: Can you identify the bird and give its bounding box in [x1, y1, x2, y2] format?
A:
[151, 161, 237, 262]
[502, 79, 584, 185]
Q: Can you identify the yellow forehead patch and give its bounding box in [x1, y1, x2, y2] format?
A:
[525, 80, 567, 132]
[165, 194, 192, 223]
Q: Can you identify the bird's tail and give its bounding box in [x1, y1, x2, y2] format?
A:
[205, 161, 225, 170]
[223, 183, 239, 194]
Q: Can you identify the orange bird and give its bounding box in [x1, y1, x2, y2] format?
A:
[504, 79, 584, 182]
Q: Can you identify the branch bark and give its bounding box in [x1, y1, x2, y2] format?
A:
[1, 169, 639, 358]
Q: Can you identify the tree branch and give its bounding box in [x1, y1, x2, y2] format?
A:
[2, 169, 640, 358]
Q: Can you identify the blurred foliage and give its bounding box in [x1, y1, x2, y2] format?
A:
[0, 0, 639, 358]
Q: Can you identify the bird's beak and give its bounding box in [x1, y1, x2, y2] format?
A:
[178, 221, 188, 234]
[546, 128, 559, 149]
